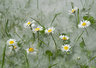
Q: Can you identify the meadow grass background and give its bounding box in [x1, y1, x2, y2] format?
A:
[0, 0, 96, 68]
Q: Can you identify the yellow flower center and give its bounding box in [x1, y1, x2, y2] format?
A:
[13, 46, 17, 49]
[64, 46, 69, 50]
[27, 21, 31, 25]
[35, 28, 40, 31]
[82, 22, 86, 26]
[48, 29, 52, 33]
[28, 48, 34, 52]
[62, 37, 67, 40]
[72, 9, 75, 13]
[9, 41, 14, 44]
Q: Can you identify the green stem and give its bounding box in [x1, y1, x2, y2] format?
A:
[37, 0, 39, 9]
[71, 2, 74, 8]
[74, 13, 78, 28]
[77, 9, 80, 25]
[24, 52, 29, 68]
[32, 33, 35, 43]
[75, 30, 84, 42]
[1, 44, 6, 68]
[37, 32, 39, 42]
[39, 39, 48, 46]
[85, 28, 89, 36]
[50, 12, 61, 26]
[51, 34, 57, 50]
[30, 17, 45, 28]
[30, 26, 35, 43]
[15, 31, 25, 42]
[48, 56, 51, 68]
[80, 0, 84, 8]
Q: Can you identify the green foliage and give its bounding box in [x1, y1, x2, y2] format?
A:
[80, 64, 89, 68]
[45, 50, 53, 57]
[90, 56, 96, 61]
[48, 63, 57, 68]
[83, 15, 96, 24]
[80, 38, 85, 48]
[1, 44, 6, 68]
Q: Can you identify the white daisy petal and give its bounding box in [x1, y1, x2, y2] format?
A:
[24, 20, 35, 28]
[7, 39, 17, 46]
[59, 35, 69, 40]
[78, 20, 91, 28]
[26, 47, 37, 55]
[61, 44, 71, 52]
[33, 26, 43, 33]
[45, 27, 55, 34]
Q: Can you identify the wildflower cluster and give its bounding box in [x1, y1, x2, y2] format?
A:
[4, 4, 93, 68]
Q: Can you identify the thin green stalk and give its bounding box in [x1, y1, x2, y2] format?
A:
[90, 56, 96, 62]
[24, 51, 29, 68]
[32, 33, 35, 42]
[71, 2, 74, 8]
[49, 56, 51, 66]
[15, 31, 25, 42]
[83, 0, 87, 8]
[75, 30, 84, 42]
[77, 9, 80, 25]
[74, 13, 78, 28]
[30, 17, 45, 28]
[37, 0, 39, 9]
[50, 12, 61, 26]
[30, 26, 35, 43]
[5, 19, 11, 37]
[37, 32, 39, 43]
[80, 0, 84, 8]
[48, 63, 58, 68]
[73, 31, 84, 54]
[51, 34, 57, 50]
[25, 0, 31, 8]
[1, 44, 6, 68]
[85, 28, 89, 36]
[39, 39, 48, 46]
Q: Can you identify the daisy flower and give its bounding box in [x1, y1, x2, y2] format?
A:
[26, 47, 37, 55]
[24, 20, 35, 28]
[78, 20, 91, 28]
[69, 7, 78, 14]
[33, 26, 43, 33]
[7, 39, 17, 46]
[59, 35, 69, 40]
[45, 27, 55, 34]
[9, 45, 20, 52]
[61, 44, 71, 52]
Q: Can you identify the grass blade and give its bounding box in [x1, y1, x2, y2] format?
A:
[37, 0, 39, 9]
[75, 30, 84, 42]
[30, 17, 45, 28]
[77, 9, 80, 24]
[39, 39, 48, 46]
[24, 50, 29, 68]
[51, 34, 57, 50]
[90, 56, 96, 61]
[1, 44, 7, 68]
[50, 12, 61, 26]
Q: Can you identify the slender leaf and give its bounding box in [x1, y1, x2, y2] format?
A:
[1, 44, 6, 68]
[50, 12, 61, 26]
[90, 56, 96, 61]
[80, 37, 85, 48]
